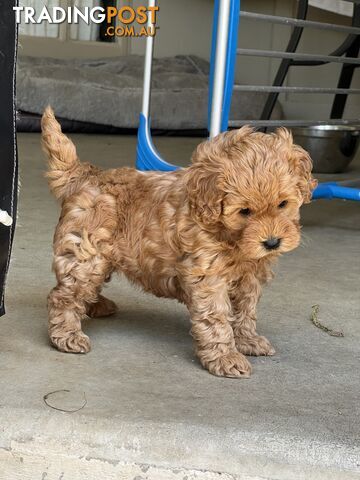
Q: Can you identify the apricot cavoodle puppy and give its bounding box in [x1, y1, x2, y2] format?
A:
[41, 107, 317, 378]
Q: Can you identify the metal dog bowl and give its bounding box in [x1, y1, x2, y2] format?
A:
[291, 125, 360, 174]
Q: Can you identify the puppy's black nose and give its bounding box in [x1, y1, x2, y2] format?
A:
[263, 237, 281, 250]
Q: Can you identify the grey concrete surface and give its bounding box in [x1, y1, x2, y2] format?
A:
[0, 133, 359, 480]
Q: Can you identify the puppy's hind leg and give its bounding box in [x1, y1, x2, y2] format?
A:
[48, 192, 117, 353]
[48, 251, 112, 353]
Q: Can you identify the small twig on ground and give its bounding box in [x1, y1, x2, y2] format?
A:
[43, 389, 87, 413]
[310, 305, 344, 337]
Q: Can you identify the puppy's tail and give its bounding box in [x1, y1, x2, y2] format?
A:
[41, 106, 91, 200]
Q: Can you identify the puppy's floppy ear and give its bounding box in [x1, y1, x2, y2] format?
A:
[275, 128, 318, 204]
[185, 138, 224, 226]
[185, 127, 254, 225]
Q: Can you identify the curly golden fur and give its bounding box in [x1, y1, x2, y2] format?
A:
[41, 107, 317, 378]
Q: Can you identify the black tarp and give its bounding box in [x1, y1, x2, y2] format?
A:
[0, 1, 18, 316]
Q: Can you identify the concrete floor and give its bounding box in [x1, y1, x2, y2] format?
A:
[0, 133, 359, 480]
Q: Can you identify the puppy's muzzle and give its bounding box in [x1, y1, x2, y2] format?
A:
[262, 237, 281, 251]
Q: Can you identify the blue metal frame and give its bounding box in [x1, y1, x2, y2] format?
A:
[207, 0, 220, 132]
[135, 0, 360, 202]
[221, 0, 241, 133]
[136, 0, 240, 172]
[208, 0, 240, 133]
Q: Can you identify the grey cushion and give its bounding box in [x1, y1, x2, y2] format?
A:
[17, 55, 282, 130]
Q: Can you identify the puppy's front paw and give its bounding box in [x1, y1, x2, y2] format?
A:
[205, 352, 252, 378]
[235, 335, 275, 356]
[50, 331, 91, 354]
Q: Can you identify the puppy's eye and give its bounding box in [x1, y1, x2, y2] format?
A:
[278, 200, 288, 209]
[240, 208, 251, 216]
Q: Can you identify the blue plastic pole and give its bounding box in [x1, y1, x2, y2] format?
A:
[312, 183, 360, 201]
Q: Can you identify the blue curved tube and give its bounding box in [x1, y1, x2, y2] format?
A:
[136, 113, 179, 171]
[312, 183, 360, 201]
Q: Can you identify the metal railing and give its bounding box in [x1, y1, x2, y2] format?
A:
[231, 0, 360, 129]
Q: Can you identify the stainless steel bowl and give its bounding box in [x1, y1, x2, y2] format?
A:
[291, 125, 360, 174]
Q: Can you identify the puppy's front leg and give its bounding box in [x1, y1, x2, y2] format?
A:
[230, 274, 275, 356]
[188, 277, 252, 378]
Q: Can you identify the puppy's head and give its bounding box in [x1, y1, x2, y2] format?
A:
[185, 126, 317, 260]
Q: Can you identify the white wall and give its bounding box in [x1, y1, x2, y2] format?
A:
[131, 0, 214, 59]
